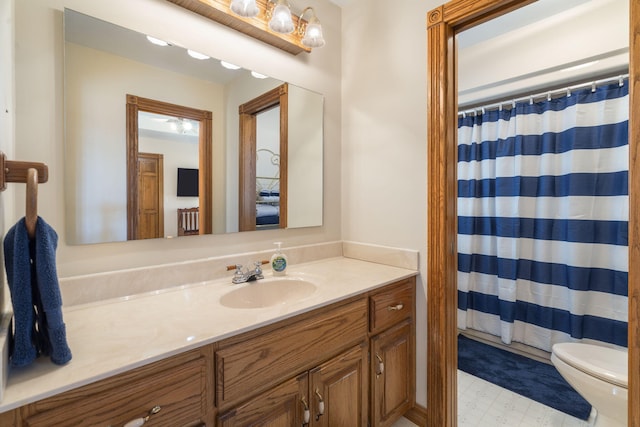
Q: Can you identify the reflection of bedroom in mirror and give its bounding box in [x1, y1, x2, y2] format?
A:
[63, 8, 324, 245]
[126, 95, 213, 240]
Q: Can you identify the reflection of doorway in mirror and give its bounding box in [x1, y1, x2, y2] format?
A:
[238, 84, 288, 232]
[126, 95, 213, 240]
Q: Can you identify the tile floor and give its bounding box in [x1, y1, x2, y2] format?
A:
[391, 370, 596, 427]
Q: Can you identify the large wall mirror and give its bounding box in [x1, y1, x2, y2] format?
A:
[63, 9, 323, 245]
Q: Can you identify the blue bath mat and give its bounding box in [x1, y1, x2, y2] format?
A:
[457, 334, 591, 420]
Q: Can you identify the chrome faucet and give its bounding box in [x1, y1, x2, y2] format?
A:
[232, 261, 264, 284]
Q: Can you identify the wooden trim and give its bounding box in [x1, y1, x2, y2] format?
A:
[126, 95, 213, 238]
[238, 84, 288, 231]
[404, 405, 427, 426]
[238, 112, 257, 231]
[278, 85, 288, 229]
[427, 1, 637, 426]
[166, 0, 312, 55]
[426, 7, 457, 427]
[629, 1, 639, 425]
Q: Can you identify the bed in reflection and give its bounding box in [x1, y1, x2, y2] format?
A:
[256, 148, 280, 229]
[256, 190, 279, 229]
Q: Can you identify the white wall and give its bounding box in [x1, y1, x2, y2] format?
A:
[341, 0, 439, 408]
[13, 0, 341, 277]
[0, 0, 14, 312]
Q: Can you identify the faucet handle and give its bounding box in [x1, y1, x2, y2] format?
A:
[233, 264, 244, 277]
[253, 261, 263, 277]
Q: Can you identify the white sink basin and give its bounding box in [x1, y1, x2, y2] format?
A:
[219, 277, 317, 309]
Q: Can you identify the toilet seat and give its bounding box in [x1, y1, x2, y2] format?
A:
[552, 343, 628, 388]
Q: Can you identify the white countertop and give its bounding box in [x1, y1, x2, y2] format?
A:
[0, 257, 417, 413]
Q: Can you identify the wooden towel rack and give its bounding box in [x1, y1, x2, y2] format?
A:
[0, 151, 49, 239]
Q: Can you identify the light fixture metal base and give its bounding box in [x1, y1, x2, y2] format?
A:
[167, 0, 312, 55]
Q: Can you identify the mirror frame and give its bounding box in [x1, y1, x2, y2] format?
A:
[126, 94, 213, 239]
[425, 1, 639, 426]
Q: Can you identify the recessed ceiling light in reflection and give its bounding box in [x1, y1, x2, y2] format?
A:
[187, 49, 210, 60]
[221, 61, 241, 70]
[146, 35, 169, 46]
[251, 71, 268, 79]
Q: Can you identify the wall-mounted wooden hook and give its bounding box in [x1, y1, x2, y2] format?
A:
[0, 152, 49, 191]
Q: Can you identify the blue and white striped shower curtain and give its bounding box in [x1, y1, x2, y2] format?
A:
[457, 81, 629, 352]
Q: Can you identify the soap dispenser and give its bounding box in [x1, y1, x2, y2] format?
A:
[271, 242, 288, 276]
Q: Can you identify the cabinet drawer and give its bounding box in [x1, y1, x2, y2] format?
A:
[216, 298, 368, 409]
[369, 279, 414, 334]
[24, 357, 208, 427]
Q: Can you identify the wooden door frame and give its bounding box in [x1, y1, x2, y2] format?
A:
[425, 1, 639, 426]
[126, 95, 213, 240]
[238, 83, 288, 231]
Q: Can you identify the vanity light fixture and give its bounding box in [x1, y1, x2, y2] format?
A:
[187, 49, 210, 60]
[265, 1, 324, 48]
[168, 0, 324, 54]
[230, 0, 259, 17]
[267, 0, 295, 34]
[298, 7, 325, 48]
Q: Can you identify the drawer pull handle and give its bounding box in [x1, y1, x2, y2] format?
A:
[123, 405, 161, 427]
[387, 303, 404, 311]
[376, 353, 385, 377]
[301, 396, 310, 425]
[315, 389, 325, 421]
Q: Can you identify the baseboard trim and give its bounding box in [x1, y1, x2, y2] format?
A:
[405, 405, 427, 426]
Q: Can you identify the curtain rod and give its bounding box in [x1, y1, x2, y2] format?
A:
[458, 73, 629, 117]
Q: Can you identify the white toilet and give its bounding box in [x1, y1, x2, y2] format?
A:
[551, 342, 628, 427]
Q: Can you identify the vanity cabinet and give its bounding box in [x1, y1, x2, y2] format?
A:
[216, 298, 369, 426]
[18, 347, 214, 427]
[218, 344, 368, 427]
[3, 275, 416, 427]
[369, 278, 416, 427]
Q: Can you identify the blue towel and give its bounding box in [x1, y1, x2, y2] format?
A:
[3, 217, 72, 367]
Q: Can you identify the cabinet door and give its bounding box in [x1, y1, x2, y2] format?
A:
[309, 343, 368, 427]
[218, 373, 308, 427]
[371, 320, 415, 427]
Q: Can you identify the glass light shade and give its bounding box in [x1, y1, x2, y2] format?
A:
[230, 0, 259, 18]
[301, 18, 325, 48]
[269, 1, 294, 34]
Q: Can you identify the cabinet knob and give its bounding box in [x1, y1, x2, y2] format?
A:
[123, 405, 161, 427]
[387, 303, 404, 311]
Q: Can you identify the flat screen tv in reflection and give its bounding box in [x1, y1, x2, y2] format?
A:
[177, 168, 199, 197]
